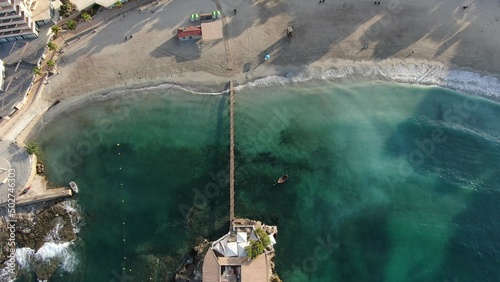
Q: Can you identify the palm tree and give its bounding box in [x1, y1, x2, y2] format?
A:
[114, 0, 123, 8]
[51, 25, 61, 37]
[33, 66, 42, 76]
[51, 25, 67, 44]
[26, 142, 40, 155]
[81, 13, 93, 29]
[47, 59, 55, 70]
[66, 20, 80, 38]
[47, 41, 59, 52]
[66, 20, 77, 32]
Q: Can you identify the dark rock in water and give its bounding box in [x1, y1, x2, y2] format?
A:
[35, 258, 59, 281]
[15, 203, 77, 251]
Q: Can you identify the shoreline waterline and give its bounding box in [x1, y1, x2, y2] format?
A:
[37, 62, 500, 128]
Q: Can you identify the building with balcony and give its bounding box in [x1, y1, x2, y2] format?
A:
[0, 0, 56, 42]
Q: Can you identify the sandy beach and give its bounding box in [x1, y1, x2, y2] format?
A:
[3, 0, 500, 141]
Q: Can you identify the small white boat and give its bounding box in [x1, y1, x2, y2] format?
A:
[273, 174, 289, 186]
[69, 181, 78, 194]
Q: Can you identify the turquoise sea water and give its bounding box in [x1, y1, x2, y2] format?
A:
[30, 81, 500, 281]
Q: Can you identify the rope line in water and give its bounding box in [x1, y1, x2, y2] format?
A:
[117, 143, 132, 275]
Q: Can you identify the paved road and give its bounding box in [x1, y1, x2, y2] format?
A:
[0, 140, 31, 206]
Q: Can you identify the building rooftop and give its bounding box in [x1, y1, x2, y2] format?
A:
[202, 223, 277, 282]
[31, 0, 52, 22]
[201, 21, 222, 41]
[0, 25, 51, 118]
[177, 25, 202, 38]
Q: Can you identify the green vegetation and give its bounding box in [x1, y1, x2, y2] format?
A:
[81, 13, 93, 28]
[66, 20, 77, 31]
[51, 25, 61, 37]
[51, 25, 67, 44]
[47, 41, 58, 51]
[33, 66, 42, 76]
[244, 228, 271, 259]
[47, 60, 55, 69]
[59, 1, 75, 17]
[255, 227, 271, 247]
[114, 0, 123, 8]
[244, 240, 265, 259]
[26, 142, 40, 155]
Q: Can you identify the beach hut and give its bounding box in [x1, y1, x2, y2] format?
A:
[177, 26, 202, 41]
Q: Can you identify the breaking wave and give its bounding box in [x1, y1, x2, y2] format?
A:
[34, 242, 79, 273]
[11, 221, 80, 277]
[62, 200, 84, 234]
[235, 64, 500, 99]
[13, 242, 79, 274]
[15, 247, 35, 269]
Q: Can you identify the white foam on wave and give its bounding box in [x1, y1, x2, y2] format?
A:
[34, 242, 79, 273]
[236, 64, 500, 99]
[11, 221, 80, 277]
[62, 200, 83, 234]
[44, 222, 63, 243]
[105, 81, 223, 97]
[15, 247, 35, 269]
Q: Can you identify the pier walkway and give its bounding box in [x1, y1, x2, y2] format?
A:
[16, 188, 73, 206]
[229, 81, 235, 226]
[14, 175, 73, 207]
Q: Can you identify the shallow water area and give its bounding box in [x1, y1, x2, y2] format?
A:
[29, 80, 500, 281]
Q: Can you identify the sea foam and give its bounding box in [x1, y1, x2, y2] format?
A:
[34, 242, 79, 273]
[12, 224, 80, 275]
[15, 247, 35, 270]
[235, 64, 500, 99]
[62, 200, 84, 234]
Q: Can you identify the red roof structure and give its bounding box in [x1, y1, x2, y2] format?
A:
[177, 25, 202, 40]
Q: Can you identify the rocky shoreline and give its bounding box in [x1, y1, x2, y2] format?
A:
[0, 199, 80, 280]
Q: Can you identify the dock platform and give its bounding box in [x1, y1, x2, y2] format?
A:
[16, 188, 73, 206]
[3, 175, 75, 207]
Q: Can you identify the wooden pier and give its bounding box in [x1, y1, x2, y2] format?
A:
[229, 81, 235, 226]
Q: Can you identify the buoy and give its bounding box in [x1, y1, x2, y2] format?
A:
[117, 143, 120, 146]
